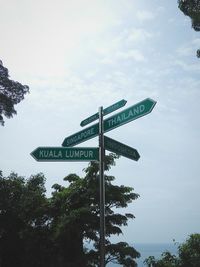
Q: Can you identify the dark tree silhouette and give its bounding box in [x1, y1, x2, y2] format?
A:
[178, 0, 200, 57]
[144, 233, 200, 267]
[0, 154, 140, 267]
[0, 172, 53, 267]
[51, 153, 140, 266]
[0, 60, 29, 125]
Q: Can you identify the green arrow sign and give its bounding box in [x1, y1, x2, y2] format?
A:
[104, 136, 140, 161]
[80, 99, 127, 127]
[62, 124, 99, 147]
[31, 147, 99, 162]
[62, 98, 156, 147]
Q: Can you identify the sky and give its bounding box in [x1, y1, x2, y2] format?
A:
[0, 0, 200, 244]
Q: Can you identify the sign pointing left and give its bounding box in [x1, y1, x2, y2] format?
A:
[31, 147, 99, 162]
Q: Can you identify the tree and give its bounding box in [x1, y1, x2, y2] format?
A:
[0, 60, 29, 126]
[144, 233, 200, 267]
[144, 252, 179, 267]
[0, 172, 53, 267]
[178, 233, 200, 267]
[50, 153, 140, 266]
[178, 0, 200, 57]
[0, 154, 140, 266]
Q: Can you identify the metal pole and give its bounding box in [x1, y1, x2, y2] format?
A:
[99, 106, 105, 267]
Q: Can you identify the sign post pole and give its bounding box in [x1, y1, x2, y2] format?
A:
[99, 106, 105, 267]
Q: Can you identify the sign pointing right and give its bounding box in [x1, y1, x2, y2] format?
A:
[104, 136, 140, 161]
[62, 98, 156, 147]
[80, 99, 127, 127]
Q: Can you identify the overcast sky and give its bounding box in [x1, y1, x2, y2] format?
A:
[0, 0, 200, 244]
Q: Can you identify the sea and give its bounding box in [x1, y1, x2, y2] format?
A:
[107, 243, 178, 267]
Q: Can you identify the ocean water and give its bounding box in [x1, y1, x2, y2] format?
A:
[107, 243, 178, 267]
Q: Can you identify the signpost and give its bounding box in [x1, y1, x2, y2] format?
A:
[80, 99, 127, 127]
[99, 107, 105, 267]
[31, 97, 156, 267]
[62, 98, 156, 147]
[30, 147, 99, 162]
[104, 136, 140, 161]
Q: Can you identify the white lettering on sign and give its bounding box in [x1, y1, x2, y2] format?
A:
[39, 150, 63, 158]
[66, 127, 95, 146]
[107, 104, 145, 128]
[107, 140, 137, 157]
[31, 147, 98, 161]
[65, 149, 94, 159]
[82, 114, 98, 125]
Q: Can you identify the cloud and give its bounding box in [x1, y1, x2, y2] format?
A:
[177, 39, 200, 57]
[192, 38, 200, 46]
[126, 28, 153, 43]
[99, 48, 146, 65]
[95, 27, 150, 66]
[173, 60, 200, 72]
[0, 0, 118, 79]
[177, 46, 194, 57]
[136, 10, 156, 22]
[116, 49, 146, 62]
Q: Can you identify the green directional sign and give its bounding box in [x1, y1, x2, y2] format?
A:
[103, 98, 156, 133]
[62, 98, 156, 147]
[63, 124, 99, 147]
[104, 136, 140, 161]
[104, 99, 127, 116]
[31, 147, 99, 162]
[80, 99, 127, 127]
[81, 113, 99, 127]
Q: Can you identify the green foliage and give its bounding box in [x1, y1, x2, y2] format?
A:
[178, 233, 200, 267]
[178, 0, 200, 57]
[52, 154, 140, 266]
[0, 172, 52, 267]
[145, 252, 179, 267]
[144, 233, 200, 267]
[0, 154, 140, 266]
[0, 60, 29, 125]
[196, 49, 200, 58]
[105, 241, 140, 266]
[178, 0, 200, 31]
